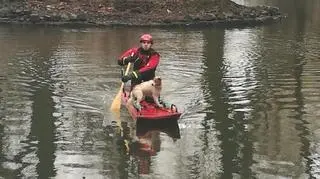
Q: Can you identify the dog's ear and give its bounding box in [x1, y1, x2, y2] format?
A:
[154, 78, 161, 84]
[154, 76, 161, 81]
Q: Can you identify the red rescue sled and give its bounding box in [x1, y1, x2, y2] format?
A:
[121, 90, 182, 121]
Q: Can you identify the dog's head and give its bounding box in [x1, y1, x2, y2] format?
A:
[153, 76, 162, 87]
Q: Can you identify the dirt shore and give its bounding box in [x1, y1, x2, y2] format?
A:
[0, 0, 284, 27]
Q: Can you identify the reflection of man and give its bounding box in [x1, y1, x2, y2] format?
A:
[134, 130, 161, 174]
[130, 120, 181, 175]
[139, 131, 161, 154]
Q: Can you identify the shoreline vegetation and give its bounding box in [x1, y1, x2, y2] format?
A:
[0, 0, 285, 27]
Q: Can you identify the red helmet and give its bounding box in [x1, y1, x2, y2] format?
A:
[140, 34, 153, 44]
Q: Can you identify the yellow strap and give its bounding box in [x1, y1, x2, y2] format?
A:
[132, 71, 138, 79]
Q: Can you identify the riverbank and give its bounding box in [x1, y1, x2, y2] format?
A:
[0, 0, 284, 27]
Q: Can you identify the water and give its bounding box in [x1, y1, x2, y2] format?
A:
[0, 0, 320, 178]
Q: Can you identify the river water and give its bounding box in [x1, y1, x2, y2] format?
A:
[1, 0, 320, 178]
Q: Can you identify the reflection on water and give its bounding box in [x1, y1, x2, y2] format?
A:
[130, 120, 180, 176]
[1, 0, 320, 177]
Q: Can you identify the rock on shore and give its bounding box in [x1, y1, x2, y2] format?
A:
[0, 0, 284, 27]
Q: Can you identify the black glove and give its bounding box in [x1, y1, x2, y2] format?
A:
[125, 55, 137, 63]
[121, 71, 140, 82]
[118, 59, 125, 66]
[121, 75, 132, 82]
[118, 55, 138, 66]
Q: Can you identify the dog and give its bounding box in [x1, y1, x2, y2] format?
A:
[127, 76, 163, 111]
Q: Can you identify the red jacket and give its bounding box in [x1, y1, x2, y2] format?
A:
[118, 47, 160, 81]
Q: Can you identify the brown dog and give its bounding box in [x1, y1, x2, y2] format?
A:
[128, 76, 163, 111]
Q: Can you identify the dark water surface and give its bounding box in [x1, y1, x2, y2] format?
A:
[1, 0, 320, 178]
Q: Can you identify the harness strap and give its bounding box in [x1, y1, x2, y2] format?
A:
[132, 71, 139, 79]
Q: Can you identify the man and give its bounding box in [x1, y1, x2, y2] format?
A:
[117, 34, 175, 110]
[118, 34, 160, 87]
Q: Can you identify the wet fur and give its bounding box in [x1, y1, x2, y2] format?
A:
[128, 77, 163, 110]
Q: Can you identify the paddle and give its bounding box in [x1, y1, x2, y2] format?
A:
[110, 62, 132, 113]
